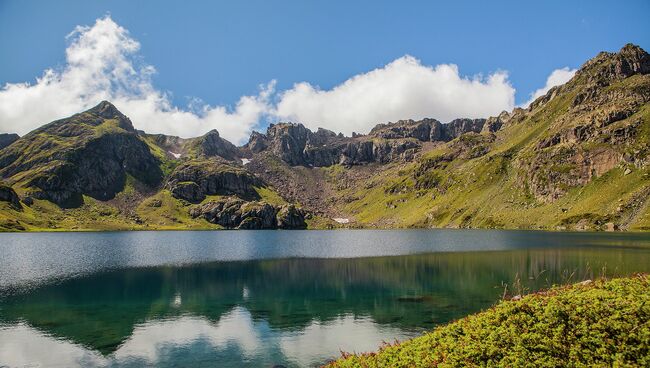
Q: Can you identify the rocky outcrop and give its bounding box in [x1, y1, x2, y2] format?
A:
[369, 118, 487, 142]
[0, 133, 19, 150]
[578, 43, 650, 84]
[369, 118, 440, 141]
[0, 183, 21, 210]
[265, 123, 312, 165]
[519, 44, 650, 202]
[167, 160, 263, 203]
[276, 204, 307, 228]
[246, 118, 487, 168]
[339, 139, 420, 165]
[247, 131, 269, 153]
[189, 197, 306, 229]
[193, 130, 240, 160]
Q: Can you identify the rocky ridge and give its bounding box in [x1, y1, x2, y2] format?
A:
[0, 44, 648, 231]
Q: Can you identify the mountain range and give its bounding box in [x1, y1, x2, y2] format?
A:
[0, 44, 649, 231]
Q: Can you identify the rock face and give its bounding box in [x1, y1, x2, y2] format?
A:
[167, 160, 263, 203]
[276, 204, 307, 228]
[0, 183, 21, 210]
[578, 43, 650, 83]
[369, 118, 486, 142]
[189, 198, 306, 229]
[0, 133, 19, 150]
[192, 130, 240, 160]
[0, 101, 162, 206]
[519, 43, 650, 202]
[245, 118, 488, 167]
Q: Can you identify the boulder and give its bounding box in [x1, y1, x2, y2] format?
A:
[170, 181, 205, 203]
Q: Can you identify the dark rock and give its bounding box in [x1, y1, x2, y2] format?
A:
[237, 202, 277, 229]
[248, 121, 425, 167]
[21, 196, 33, 206]
[0, 133, 19, 150]
[443, 119, 486, 141]
[578, 43, 650, 84]
[0, 183, 21, 210]
[167, 160, 263, 201]
[267, 123, 312, 165]
[481, 116, 504, 133]
[276, 204, 307, 229]
[194, 129, 240, 160]
[170, 181, 205, 203]
[247, 131, 269, 153]
[370, 118, 439, 141]
[190, 198, 306, 229]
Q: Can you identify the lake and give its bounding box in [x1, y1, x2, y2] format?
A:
[1, 230, 649, 367]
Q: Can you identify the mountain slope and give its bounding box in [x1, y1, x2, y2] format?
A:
[0, 44, 648, 231]
[326, 44, 650, 231]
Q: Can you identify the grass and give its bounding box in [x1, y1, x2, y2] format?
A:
[254, 186, 287, 206]
[328, 274, 650, 368]
[326, 71, 650, 231]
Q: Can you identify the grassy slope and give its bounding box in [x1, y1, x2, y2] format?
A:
[1, 71, 648, 231]
[334, 77, 650, 231]
[328, 275, 650, 367]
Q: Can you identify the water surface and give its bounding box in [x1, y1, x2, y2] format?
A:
[1, 230, 649, 367]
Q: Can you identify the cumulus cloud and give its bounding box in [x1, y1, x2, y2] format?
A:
[0, 16, 272, 144]
[522, 67, 577, 107]
[0, 16, 576, 145]
[274, 56, 515, 135]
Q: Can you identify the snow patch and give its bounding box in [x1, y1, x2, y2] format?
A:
[169, 151, 181, 159]
[333, 218, 350, 224]
[241, 158, 251, 165]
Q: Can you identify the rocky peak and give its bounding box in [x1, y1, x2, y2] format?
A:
[263, 123, 312, 165]
[86, 101, 135, 131]
[246, 131, 270, 153]
[577, 43, 650, 83]
[193, 129, 240, 161]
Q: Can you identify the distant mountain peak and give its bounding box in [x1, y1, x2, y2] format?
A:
[577, 43, 649, 82]
[85, 101, 135, 131]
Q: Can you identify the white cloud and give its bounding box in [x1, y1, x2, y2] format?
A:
[0, 16, 578, 145]
[0, 16, 272, 144]
[273, 56, 515, 135]
[522, 67, 577, 107]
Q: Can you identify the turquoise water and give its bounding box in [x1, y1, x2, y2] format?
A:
[1, 230, 649, 367]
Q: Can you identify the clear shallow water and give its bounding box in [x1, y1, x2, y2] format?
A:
[0, 230, 649, 367]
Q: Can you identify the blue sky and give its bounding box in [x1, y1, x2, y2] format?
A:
[1, 0, 649, 143]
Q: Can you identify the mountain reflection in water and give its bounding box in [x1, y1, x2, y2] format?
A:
[2, 245, 650, 367]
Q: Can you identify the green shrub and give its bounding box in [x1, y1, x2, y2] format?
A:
[329, 275, 649, 367]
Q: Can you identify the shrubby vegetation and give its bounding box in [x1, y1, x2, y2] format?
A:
[329, 275, 650, 367]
